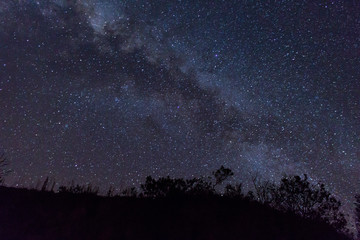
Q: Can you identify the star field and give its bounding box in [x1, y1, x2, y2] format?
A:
[0, 0, 359, 218]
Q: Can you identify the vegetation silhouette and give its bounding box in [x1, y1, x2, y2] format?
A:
[0, 166, 352, 240]
[213, 165, 234, 186]
[250, 174, 347, 232]
[141, 166, 234, 198]
[354, 194, 360, 239]
[0, 153, 11, 184]
[58, 182, 99, 196]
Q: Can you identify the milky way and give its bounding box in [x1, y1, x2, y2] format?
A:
[0, 0, 359, 217]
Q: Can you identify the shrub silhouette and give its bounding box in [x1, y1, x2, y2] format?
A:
[121, 186, 138, 197]
[106, 185, 116, 197]
[252, 174, 347, 232]
[141, 176, 187, 198]
[224, 183, 243, 198]
[58, 182, 99, 195]
[0, 153, 10, 184]
[184, 177, 215, 196]
[212, 165, 234, 186]
[141, 176, 214, 198]
[139, 167, 347, 233]
[141, 166, 233, 198]
[251, 175, 277, 204]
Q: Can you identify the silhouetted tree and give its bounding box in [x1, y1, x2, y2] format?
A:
[212, 165, 234, 186]
[138, 168, 347, 232]
[251, 175, 277, 204]
[269, 175, 347, 232]
[248, 174, 347, 232]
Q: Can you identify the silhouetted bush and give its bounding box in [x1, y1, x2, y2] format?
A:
[139, 168, 348, 233]
[121, 186, 138, 197]
[139, 168, 347, 233]
[141, 176, 188, 198]
[141, 166, 233, 198]
[251, 175, 277, 204]
[224, 183, 243, 198]
[58, 182, 99, 195]
[212, 165, 234, 186]
[106, 185, 116, 197]
[184, 177, 216, 196]
[0, 153, 11, 184]
[252, 174, 347, 232]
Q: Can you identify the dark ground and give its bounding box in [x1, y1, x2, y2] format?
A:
[0, 186, 350, 240]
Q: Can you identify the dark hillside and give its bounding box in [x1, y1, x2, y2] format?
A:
[0, 186, 349, 240]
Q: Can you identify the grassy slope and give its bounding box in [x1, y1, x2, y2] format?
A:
[0, 186, 350, 240]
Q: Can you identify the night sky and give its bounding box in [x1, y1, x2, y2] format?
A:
[0, 0, 359, 215]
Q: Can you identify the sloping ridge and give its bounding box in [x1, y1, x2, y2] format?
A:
[0, 186, 350, 240]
